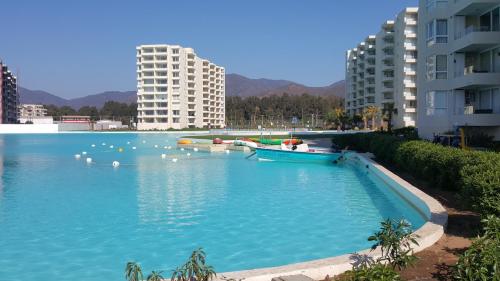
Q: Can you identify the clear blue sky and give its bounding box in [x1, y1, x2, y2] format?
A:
[0, 0, 417, 98]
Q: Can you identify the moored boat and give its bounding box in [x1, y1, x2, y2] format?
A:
[254, 146, 342, 163]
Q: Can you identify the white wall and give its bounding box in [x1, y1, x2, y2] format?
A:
[0, 124, 59, 134]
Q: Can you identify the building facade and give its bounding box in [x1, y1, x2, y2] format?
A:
[417, 0, 500, 140]
[0, 62, 18, 124]
[18, 104, 48, 119]
[346, 8, 418, 129]
[136, 44, 225, 130]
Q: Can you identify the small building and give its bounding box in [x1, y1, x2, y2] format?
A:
[57, 115, 92, 131]
[94, 120, 128, 130]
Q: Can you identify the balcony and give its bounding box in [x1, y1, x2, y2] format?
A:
[404, 57, 417, 63]
[404, 92, 417, 100]
[404, 43, 417, 51]
[452, 0, 499, 16]
[404, 32, 417, 39]
[405, 107, 417, 113]
[453, 27, 500, 52]
[453, 71, 500, 89]
[405, 18, 417, 25]
[404, 80, 417, 88]
[453, 110, 500, 126]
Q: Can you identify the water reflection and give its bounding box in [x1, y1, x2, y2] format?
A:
[135, 152, 228, 227]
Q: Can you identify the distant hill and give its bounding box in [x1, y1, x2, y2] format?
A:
[18, 88, 69, 106]
[225, 73, 345, 98]
[18, 74, 345, 109]
[19, 87, 136, 109]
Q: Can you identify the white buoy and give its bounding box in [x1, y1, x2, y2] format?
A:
[180, 148, 185, 151]
[154, 145, 158, 148]
[109, 145, 114, 149]
[225, 150, 230, 154]
[161, 154, 167, 159]
[74, 154, 81, 159]
[193, 148, 199, 152]
[187, 153, 191, 156]
[86, 157, 92, 164]
[127, 141, 131, 145]
[112, 161, 120, 168]
[91, 144, 96, 148]
[142, 140, 146, 144]
[82, 151, 87, 155]
[132, 146, 137, 150]
[167, 146, 172, 150]
[172, 158, 178, 163]
[164, 146, 168, 149]
[102, 142, 106, 146]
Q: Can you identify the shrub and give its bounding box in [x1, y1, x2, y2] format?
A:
[368, 219, 419, 270]
[332, 133, 500, 218]
[341, 263, 401, 281]
[454, 216, 500, 281]
[172, 248, 216, 281]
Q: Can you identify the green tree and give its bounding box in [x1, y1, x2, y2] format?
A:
[172, 248, 216, 281]
[125, 262, 143, 281]
[78, 106, 99, 120]
[382, 103, 397, 133]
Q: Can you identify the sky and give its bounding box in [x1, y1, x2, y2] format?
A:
[0, 0, 417, 98]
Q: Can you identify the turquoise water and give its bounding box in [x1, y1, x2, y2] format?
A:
[0, 133, 426, 280]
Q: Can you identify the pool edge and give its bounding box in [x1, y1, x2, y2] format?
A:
[217, 153, 448, 281]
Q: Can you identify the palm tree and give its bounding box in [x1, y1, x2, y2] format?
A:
[125, 262, 143, 281]
[147, 271, 164, 281]
[172, 248, 216, 281]
[382, 103, 397, 133]
[363, 106, 380, 130]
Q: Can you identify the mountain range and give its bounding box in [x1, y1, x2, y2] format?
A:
[19, 74, 345, 109]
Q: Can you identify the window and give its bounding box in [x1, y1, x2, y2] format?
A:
[173, 72, 179, 77]
[427, 19, 447, 45]
[172, 56, 179, 62]
[173, 118, 180, 123]
[436, 55, 447, 79]
[493, 8, 499, 31]
[426, 55, 447, 80]
[172, 110, 180, 116]
[172, 49, 179, 54]
[426, 91, 448, 116]
[173, 64, 179, 70]
[436, 20, 448, 43]
[172, 80, 179, 85]
[426, 21, 434, 43]
[426, 0, 447, 11]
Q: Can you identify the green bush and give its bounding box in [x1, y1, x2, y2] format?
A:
[454, 216, 500, 281]
[332, 133, 500, 217]
[368, 219, 419, 270]
[341, 264, 401, 281]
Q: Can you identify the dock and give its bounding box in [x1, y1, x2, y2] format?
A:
[177, 143, 251, 153]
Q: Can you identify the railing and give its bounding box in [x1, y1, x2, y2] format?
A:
[455, 25, 493, 39]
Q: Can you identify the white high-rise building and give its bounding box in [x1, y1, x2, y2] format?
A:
[346, 8, 419, 129]
[417, 0, 500, 140]
[136, 44, 225, 130]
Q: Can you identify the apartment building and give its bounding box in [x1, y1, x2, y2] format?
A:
[417, 0, 500, 140]
[345, 8, 419, 129]
[0, 62, 18, 124]
[136, 45, 225, 130]
[346, 36, 377, 116]
[18, 104, 48, 118]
